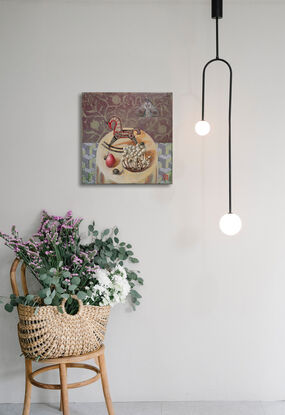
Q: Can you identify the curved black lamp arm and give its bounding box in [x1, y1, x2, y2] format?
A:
[201, 15, 233, 214]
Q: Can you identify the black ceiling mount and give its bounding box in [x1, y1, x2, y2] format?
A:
[212, 0, 223, 19]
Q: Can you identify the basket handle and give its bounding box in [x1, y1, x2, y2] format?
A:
[60, 294, 83, 316]
[11, 261, 84, 314]
[10, 258, 29, 296]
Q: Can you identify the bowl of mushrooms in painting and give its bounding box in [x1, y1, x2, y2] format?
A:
[82, 93, 172, 184]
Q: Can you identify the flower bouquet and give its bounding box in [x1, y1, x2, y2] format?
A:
[0, 210, 143, 359]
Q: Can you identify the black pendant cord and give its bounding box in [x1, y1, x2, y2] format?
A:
[201, 14, 233, 214]
[216, 17, 219, 58]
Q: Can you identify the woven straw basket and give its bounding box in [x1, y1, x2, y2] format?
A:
[17, 296, 110, 360]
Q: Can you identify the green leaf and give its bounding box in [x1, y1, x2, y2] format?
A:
[52, 295, 61, 306]
[94, 239, 102, 248]
[119, 242, 125, 246]
[93, 230, 99, 237]
[44, 276, 53, 286]
[51, 276, 60, 284]
[126, 244, 132, 248]
[25, 295, 35, 303]
[39, 287, 51, 298]
[129, 257, 139, 263]
[96, 258, 102, 267]
[44, 297, 52, 305]
[71, 276, 80, 286]
[49, 268, 57, 275]
[57, 306, 64, 314]
[126, 251, 134, 256]
[111, 251, 118, 261]
[68, 284, 77, 291]
[88, 224, 94, 232]
[50, 290, 56, 299]
[128, 271, 137, 280]
[10, 294, 16, 300]
[61, 293, 69, 299]
[4, 303, 13, 312]
[114, 237, 119, 243]
[130, 289, 142, 299]
[77, 291, 87, 300]
[138, 277, 144, 285]
[62, 271, 71, 279]
[56, 285, 65, 294]
[114, 227, 119, 235]
[39, 274, 48, 281]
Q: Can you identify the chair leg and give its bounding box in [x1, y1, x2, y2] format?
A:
[59, 365, 67, 412]
[98, 353, 115, 415]
[59, 363, 69, 415]
[22, 358, 32, 415]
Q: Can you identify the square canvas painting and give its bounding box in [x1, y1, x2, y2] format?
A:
[82, 92, 172, 184]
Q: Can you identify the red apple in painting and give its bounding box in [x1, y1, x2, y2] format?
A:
[105, 154, 116, 168]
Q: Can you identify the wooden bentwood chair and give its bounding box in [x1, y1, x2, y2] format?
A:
[10, 258, 115, 415]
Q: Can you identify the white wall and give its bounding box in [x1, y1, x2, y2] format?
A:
[0, 0, 285, 404]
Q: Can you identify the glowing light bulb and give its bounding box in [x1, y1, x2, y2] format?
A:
[219, 213, 242, 236]
[195, 120, 211, 136]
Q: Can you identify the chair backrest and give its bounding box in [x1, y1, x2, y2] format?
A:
[10, 258, 29, 296]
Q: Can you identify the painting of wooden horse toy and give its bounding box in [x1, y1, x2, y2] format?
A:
[102, 116, 141, 153]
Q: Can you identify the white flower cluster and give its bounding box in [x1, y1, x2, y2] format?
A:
[122, 143, 151, 172]
[87, 265, 130, 307]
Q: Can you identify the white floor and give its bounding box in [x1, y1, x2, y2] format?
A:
[0, 402, 284, 415]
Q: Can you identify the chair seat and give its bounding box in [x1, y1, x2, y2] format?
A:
[27, 345, 105, 364]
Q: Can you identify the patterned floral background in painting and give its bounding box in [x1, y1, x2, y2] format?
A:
[82, 92, 172, 143]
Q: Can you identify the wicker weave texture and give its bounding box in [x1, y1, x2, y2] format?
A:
[17, 300, 110, 360]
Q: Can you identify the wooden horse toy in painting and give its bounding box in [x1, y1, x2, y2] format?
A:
[103, 116, 141, 151]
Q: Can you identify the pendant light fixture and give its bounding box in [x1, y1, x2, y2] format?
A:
[195, 0, 242, 236]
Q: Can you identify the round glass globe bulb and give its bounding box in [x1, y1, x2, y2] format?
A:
[219, 213, 242, 236]
[195, 120, 211, 136]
